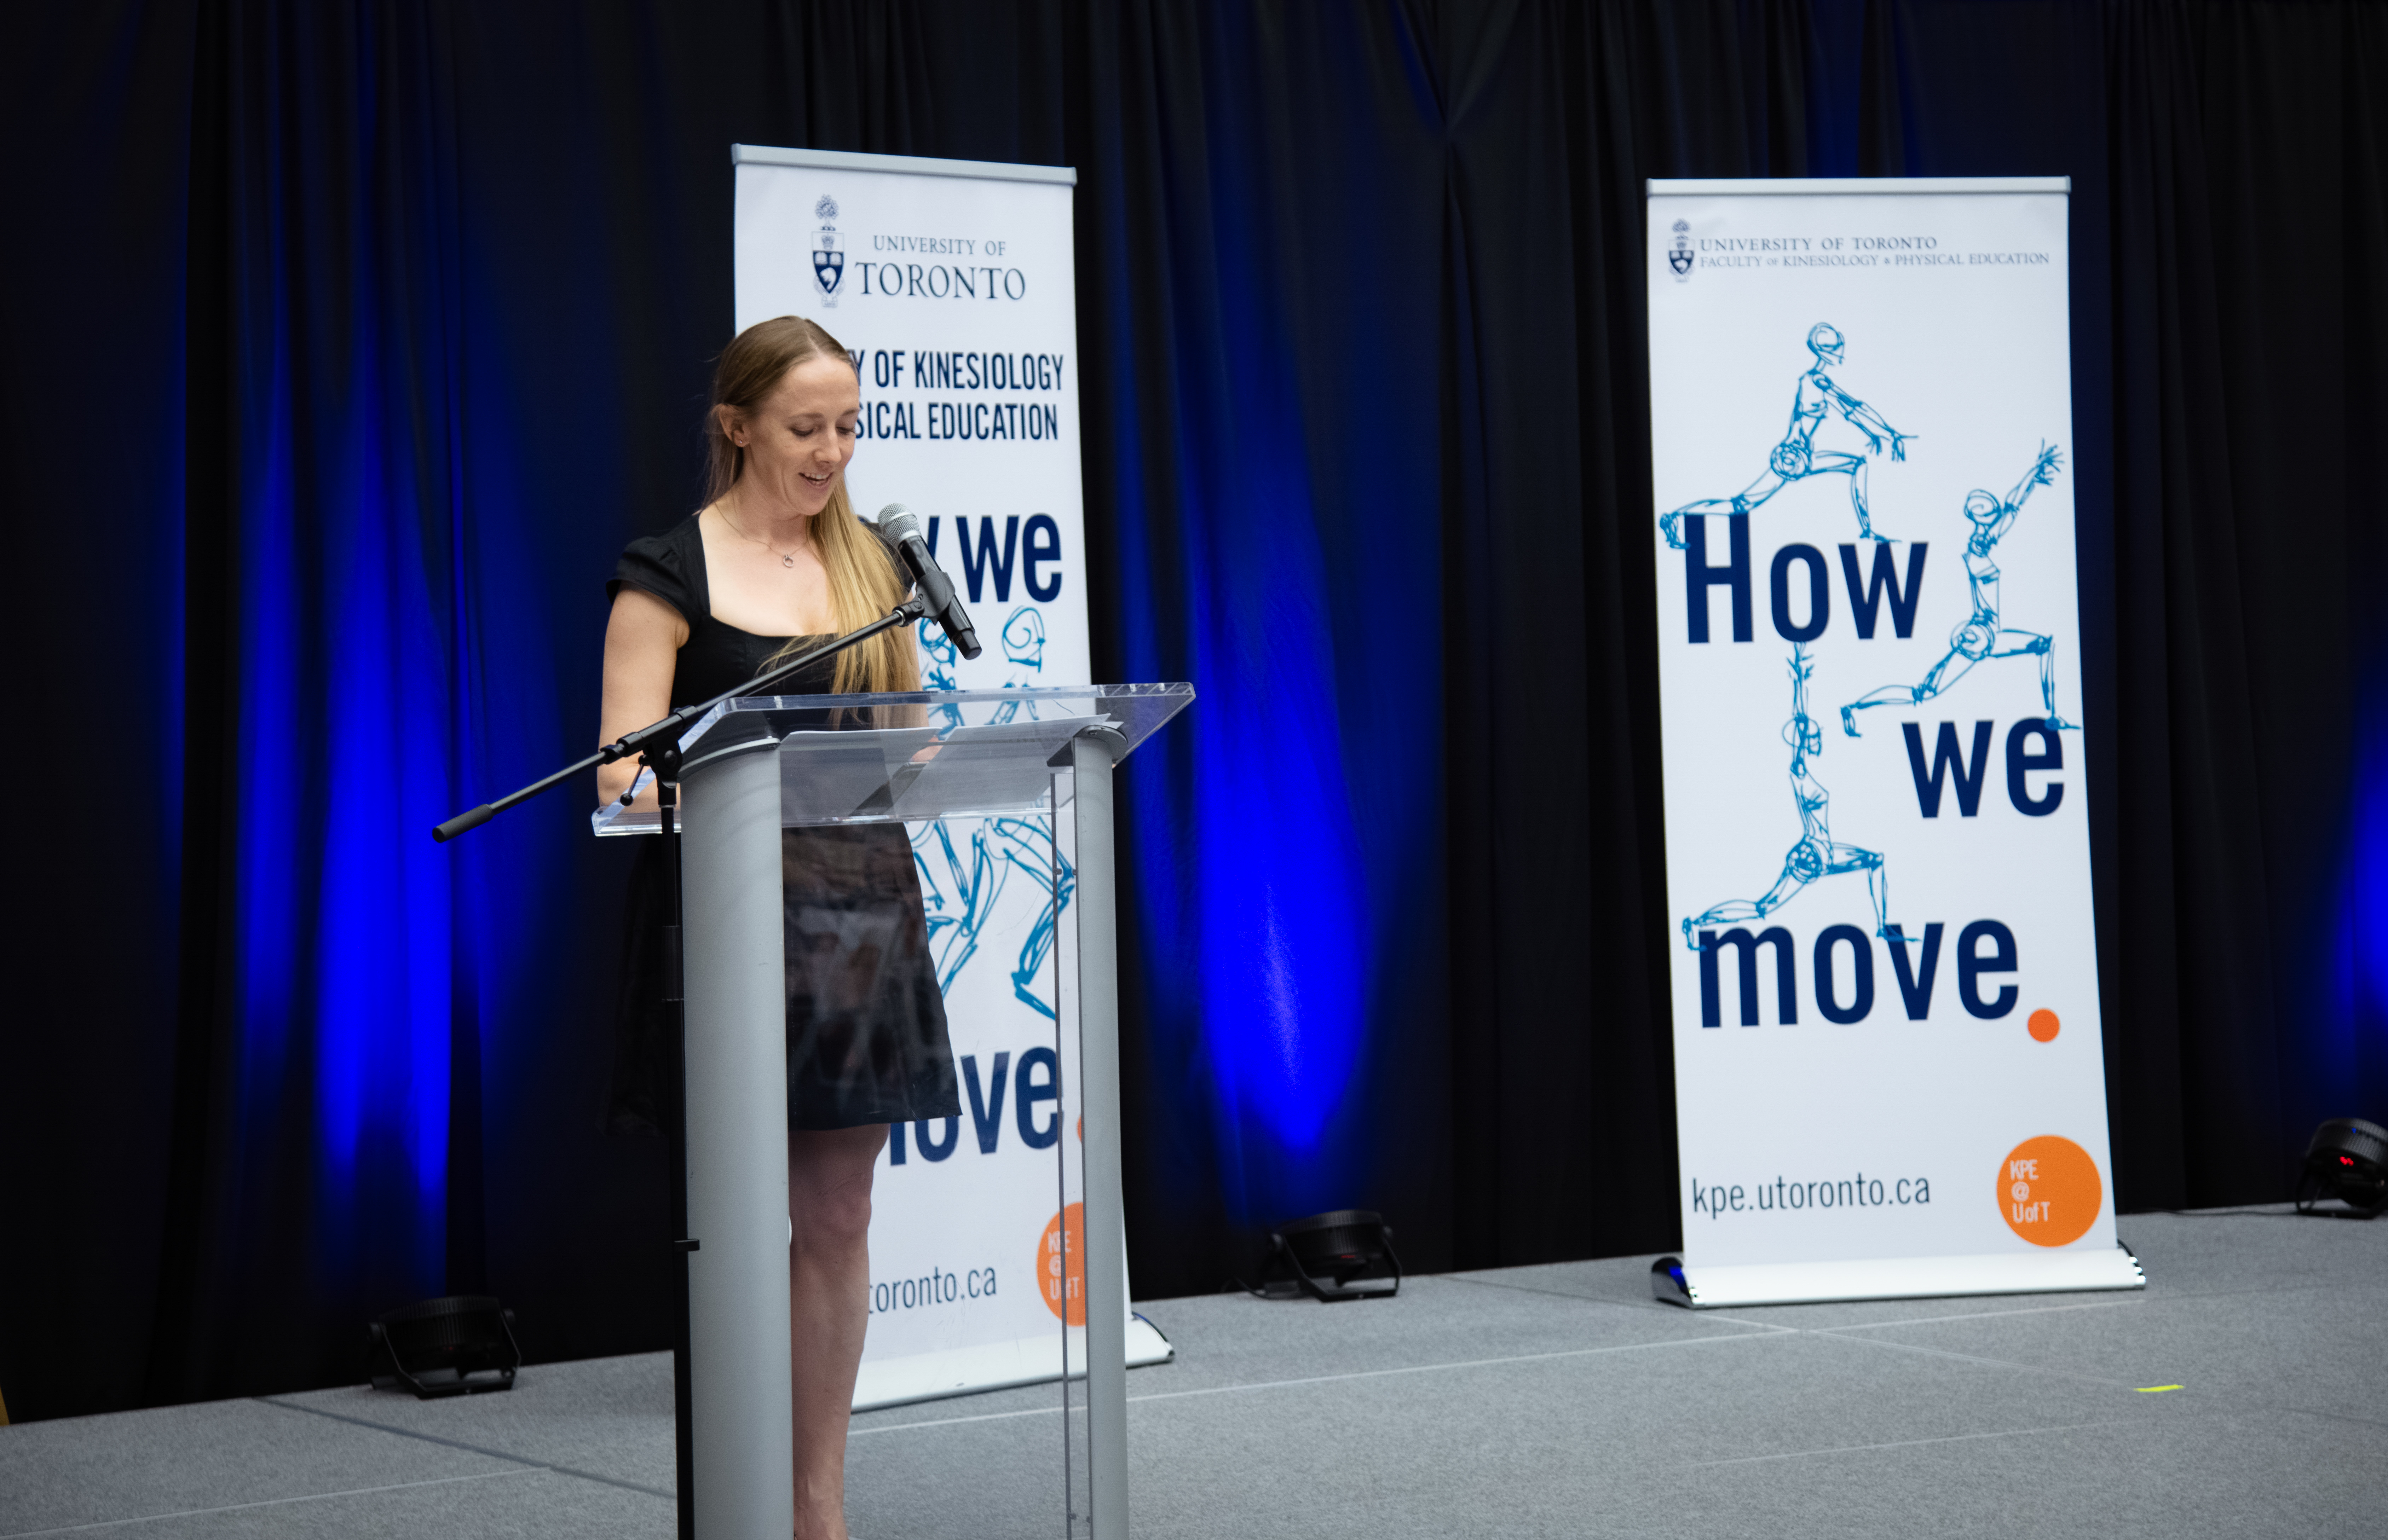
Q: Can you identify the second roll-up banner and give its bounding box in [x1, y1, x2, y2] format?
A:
[1645, 177, 2144, 1308]
[732, 145, 1169, 1405]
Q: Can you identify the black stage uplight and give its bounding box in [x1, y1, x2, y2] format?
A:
[2295, 1118, 2388, 1218]
[1250, 1210, 1402, 1302]
[367, 1295, 523, 1398]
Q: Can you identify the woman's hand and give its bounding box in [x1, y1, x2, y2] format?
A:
[597, 587, 688, 809]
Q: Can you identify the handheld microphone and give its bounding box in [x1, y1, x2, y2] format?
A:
[876, 504, 982, 659]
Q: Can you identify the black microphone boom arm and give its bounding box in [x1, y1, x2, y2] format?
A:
[432, 595, 925, 843]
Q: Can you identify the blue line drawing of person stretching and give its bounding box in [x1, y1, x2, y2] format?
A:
[917, 617, 966, 733]
[1660, 323, 1916, 551]
[1682, 644, 1895, 950]
[988, 815, 1073, 1011]
[987, 605, 1047, 725]
[910, 604, 1072, 1010]
[911, 814, 1076, 1016]
[912, 818, 985, 990]
[1839, 442, 2077, 737]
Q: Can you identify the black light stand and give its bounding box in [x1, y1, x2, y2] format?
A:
[433, 595, 924, 1540]
[2296, 1118, 2388, 1217]
[1247, 1210, 1403, 1302]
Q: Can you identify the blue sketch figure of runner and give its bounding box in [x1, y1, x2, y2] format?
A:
[1839, 442, 2077, 737]
[987, 605, 1047, 725]
[911, 813, 1076, 1016]
[988, 816, 1073, 1012]
[1682, 644, 1895, 950]
[917, 616, 965, 733]
[1660, 322, 1916, 551]
[912, 819, 984, 988]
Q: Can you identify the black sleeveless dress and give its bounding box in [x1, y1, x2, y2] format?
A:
[605, 514, 959, 1134]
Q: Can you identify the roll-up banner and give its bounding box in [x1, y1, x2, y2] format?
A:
[732, 145, 1167, 1404]
[1645, 178, 2143, 1308]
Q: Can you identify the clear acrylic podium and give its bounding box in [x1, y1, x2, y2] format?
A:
[596, 683, 1191, 1540]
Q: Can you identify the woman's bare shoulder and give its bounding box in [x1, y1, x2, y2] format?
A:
[608, 581, 690, 647]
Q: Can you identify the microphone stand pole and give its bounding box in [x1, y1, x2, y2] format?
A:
[432, 595, 926, 1540]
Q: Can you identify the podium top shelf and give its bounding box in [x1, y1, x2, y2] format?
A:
[593, 682, 1192, 835]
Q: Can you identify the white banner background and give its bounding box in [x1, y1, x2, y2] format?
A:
[735, 147, 1157, 1402]
[1646, 179, 2138, 1304]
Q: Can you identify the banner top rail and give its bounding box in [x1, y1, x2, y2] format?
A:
[733, 143, 1077, 187]
[1648, 176, 2068, 197]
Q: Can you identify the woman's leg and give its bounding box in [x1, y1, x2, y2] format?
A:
[788, 1122, 889, 1540]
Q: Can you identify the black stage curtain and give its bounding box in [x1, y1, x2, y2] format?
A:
[1, 1, 2380, 1420]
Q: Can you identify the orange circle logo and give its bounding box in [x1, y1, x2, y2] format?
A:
[2027, 1009, 2060, 1043]
[1998, 1135, 2101, 1246]
[1036, 1202, 1086, 1324]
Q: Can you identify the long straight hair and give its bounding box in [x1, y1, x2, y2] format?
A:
[705, 315, 917, 695]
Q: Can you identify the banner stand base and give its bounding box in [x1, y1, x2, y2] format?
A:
[1651, 1243, 2145, 1309]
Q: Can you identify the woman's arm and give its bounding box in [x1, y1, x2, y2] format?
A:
[598, 586, 688, 809]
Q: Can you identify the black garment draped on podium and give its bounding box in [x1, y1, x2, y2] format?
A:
[434, 563, 970, 1538]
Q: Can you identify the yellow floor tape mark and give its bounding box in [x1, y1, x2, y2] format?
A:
[2135, 1385, 2184, 1393]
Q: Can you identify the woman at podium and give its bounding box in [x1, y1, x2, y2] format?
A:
[596, 315, 958, 1536]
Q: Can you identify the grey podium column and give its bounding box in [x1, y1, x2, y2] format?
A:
[1071, 730, 1130, 1536]
[679, 743, 796, 1540]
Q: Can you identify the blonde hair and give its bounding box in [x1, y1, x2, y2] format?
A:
[705, 315, 918, 695]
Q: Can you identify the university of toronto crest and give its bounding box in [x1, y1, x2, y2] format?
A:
[813, 193, 845, 306]
[1668, 218, 1695, 279]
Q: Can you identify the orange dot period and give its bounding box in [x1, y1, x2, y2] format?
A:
[2028, 1009, 2060, 1043]
[1997, 1135, 2103, 1247]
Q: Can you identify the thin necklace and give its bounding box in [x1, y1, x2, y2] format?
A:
[718, 500, 808, 568]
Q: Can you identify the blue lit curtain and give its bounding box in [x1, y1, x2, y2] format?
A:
[158, 0, 517, 1397]
[1, 1, 583, 1409]
[1081, 4, 1452, 1259]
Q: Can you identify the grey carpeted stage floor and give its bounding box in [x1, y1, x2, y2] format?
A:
[5, 1208, 2381, 1538]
